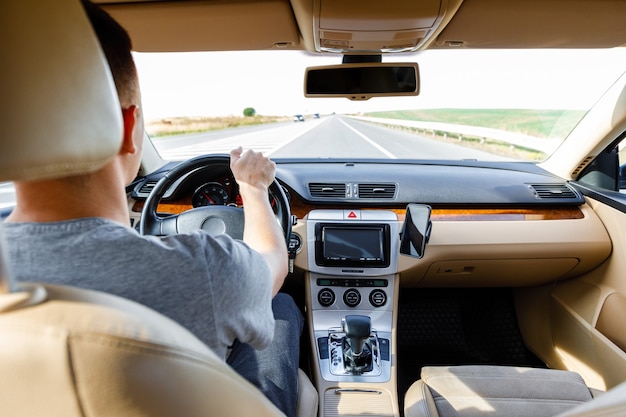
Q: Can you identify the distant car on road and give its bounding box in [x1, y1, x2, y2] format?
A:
[293, 114, 305, 122]
[313, 113, 320, 119]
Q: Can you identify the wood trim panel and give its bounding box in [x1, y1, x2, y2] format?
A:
[428, 207, 584, 221]
[132, 199, 192, 214]
[133, 198, 583, 221]
[290, 197, 583, 221]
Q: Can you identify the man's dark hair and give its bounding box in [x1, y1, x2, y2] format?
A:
[81, 0, 138, 106]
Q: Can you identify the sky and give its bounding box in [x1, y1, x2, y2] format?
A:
[133, 48, 626, 121]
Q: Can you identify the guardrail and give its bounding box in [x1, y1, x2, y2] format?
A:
[351, 116, 562, 155]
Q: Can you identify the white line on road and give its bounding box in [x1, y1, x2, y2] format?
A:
[338, 119, 397, 159]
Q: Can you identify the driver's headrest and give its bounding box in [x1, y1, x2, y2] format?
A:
[0, 0, 123, 182]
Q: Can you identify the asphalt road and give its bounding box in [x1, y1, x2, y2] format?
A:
[155, 114, 509, 161]
[270, 116, 509, 160]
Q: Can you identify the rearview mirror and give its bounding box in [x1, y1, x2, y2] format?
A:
[400, 204, 432, 259]
[304, 63, 419, 101]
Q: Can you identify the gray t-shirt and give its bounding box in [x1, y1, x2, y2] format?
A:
[4, 217, 275, 359]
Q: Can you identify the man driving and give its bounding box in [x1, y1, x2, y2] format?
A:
[3, 2, 303, 416]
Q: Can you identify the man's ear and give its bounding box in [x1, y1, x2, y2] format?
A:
[120, 105, 138, 154]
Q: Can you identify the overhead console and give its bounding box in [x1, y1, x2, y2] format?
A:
[305, 0, 464, 53]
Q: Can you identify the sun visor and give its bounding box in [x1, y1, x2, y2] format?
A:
[433, 0, 626, 49]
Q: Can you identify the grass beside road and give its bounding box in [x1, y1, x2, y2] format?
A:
[146, 115, 290, 138]
[366, 108, 586, 139]
[365, 108, 587, 161]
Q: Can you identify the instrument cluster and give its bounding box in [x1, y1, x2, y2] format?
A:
[191, 181, 232, 207]
[190, 176, 288, 214]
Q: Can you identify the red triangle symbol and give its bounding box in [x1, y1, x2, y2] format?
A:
[348, 211, 357, 218]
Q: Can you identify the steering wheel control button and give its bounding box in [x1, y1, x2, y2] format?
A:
[343, 288, 361, 307]
[369, 289, 387, 307]
[318, 288, 336, 307]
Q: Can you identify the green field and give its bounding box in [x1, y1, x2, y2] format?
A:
[365, 108, 586, 139]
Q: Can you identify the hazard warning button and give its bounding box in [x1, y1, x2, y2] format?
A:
[343, 210, 361, 220]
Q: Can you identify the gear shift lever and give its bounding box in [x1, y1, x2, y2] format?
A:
[342, 315, 371, 356]
[327, 314, 381, 376]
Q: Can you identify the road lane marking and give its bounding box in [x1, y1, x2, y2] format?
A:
[339, 119, 397, 159]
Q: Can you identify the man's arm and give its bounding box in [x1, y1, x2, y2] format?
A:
[230, 147, 288, 295]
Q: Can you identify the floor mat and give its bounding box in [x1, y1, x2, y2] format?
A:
[396, 287, 544, 413]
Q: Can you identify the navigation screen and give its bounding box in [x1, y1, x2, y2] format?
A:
[316, 223, 390, 267]
[323, 227, 383, 261]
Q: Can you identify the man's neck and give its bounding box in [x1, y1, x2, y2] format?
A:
[6, 167, 131, 226]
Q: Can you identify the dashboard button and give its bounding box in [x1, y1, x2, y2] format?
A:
[318, 288, 335, 307]
[343, 288, 361, 307]
[369, 289, 387, 307]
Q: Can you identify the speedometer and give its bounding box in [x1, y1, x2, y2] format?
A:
[192, 182, 229, 207]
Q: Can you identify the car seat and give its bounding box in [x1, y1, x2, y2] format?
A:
[0, 1, 316, 416]
[404, 365, 626, 417]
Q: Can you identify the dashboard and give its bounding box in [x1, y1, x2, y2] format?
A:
[130, 159, 612, 287]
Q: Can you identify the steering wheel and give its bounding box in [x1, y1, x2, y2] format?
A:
[139, 154, 291, 242]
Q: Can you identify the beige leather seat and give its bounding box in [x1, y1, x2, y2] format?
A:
[404, 365, 626, 417]
[0, 279, 285, 416]
[0, 1, 317, 416]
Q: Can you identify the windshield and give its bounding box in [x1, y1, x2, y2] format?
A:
[134, 48, 626, 162]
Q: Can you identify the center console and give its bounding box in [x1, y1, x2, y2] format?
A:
[303, 209, 400, 417]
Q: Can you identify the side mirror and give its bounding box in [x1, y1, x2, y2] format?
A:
[399, 204, 432, 259]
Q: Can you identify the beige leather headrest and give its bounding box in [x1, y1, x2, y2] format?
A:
[0, 0, 123, 182]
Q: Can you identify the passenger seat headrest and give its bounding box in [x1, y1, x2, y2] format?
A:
[0, 0, 123, 182]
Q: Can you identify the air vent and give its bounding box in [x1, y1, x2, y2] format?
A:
[528, 184, 577, 199]
[309, 183, 346, 198]
[358, 183, 396, 199]
[571, 156, 594, 177]
[137, 180, 158, 196]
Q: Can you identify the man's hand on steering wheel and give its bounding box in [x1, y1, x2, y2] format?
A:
[230, 146, 276, 192]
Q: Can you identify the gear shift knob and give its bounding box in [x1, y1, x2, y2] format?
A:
[342, 315, 371, 356]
